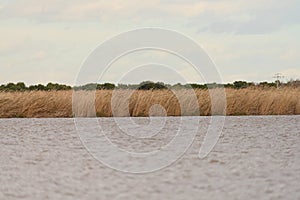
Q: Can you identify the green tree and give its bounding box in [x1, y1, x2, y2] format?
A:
[16, 82, 26, 91]
[96, 83, 115, 90]
[233, 81, 248, 89]
[138, 81, 167, 90]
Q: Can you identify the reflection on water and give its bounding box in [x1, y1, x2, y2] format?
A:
[0, 116, 299, 199]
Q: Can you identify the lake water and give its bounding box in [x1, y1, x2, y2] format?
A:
[0, 116, 299, 199]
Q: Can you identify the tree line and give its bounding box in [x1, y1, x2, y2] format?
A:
[0, 80, 299, 92]
[0, 82, 71, 92]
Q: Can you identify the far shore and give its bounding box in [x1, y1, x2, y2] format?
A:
[0, 87, 299, 118]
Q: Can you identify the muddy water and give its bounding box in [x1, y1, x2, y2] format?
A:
[0, 116, 299, 199]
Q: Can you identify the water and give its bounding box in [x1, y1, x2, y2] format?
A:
[0, 116, 299, 199]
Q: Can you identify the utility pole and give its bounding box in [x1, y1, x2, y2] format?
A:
[273, 73, 284, 89]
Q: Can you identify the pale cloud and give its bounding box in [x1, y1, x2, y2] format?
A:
[159, 2, 219, 18]
[280, 68, 300, 81]
[0, 37, 26, 55]
[223, 73, 261, 83]
[1, 0, 299, 27]
[195, 0, 300, 34]
[0, 0, 268, 23]
[32, 50, 47, 60]
[0, 0, 299, 84]
[280, 49, 300, 62]
[1, 0, 298, 35]
[0, 0, 161, 22]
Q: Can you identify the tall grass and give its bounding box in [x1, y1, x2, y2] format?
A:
[0, 87, 299, 118]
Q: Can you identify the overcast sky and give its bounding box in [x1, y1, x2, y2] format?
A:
[0, 0, 299, 85]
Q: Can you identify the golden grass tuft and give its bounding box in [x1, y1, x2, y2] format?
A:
[0, 87, 299, 118]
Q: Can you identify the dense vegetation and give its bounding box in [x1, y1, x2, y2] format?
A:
[1, 88, 299, 118]
[0, 80, 299, 92]
[0, 82, 71, 92]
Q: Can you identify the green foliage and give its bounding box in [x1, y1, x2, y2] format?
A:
[233, 81, 250, 89]
[16, 82, 26, 90]
[46, 82, 72, 90]
[0, 82, 71, 92]
[137, 81, 167, 90]
[0, 80, 298, 92]
[96, 83, 116, 90]
[73, 83, 97, 91]
[188, 83, 208, 89]
[258, 82, 276, 88]
[116, 84, 138, 90]
[28, 84, 46, 91]
[0, 82, 27, 91]
[74, 83, 116, 90]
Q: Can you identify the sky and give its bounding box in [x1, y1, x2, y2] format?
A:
[0, 0, 300, 85]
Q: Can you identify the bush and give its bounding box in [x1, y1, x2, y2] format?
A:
[96, 83, 115, 90]
[258, 82, 276, 88]
[137, 81, 167, 90]
[233, 81, 248, 89]
[46, 82, 72, 90]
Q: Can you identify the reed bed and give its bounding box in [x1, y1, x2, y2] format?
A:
[0, 87, 299, 118]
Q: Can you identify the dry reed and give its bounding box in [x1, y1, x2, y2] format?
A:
[0, 87, 299, 118]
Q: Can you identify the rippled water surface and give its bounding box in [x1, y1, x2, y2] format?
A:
[0, 116, 299, 199]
